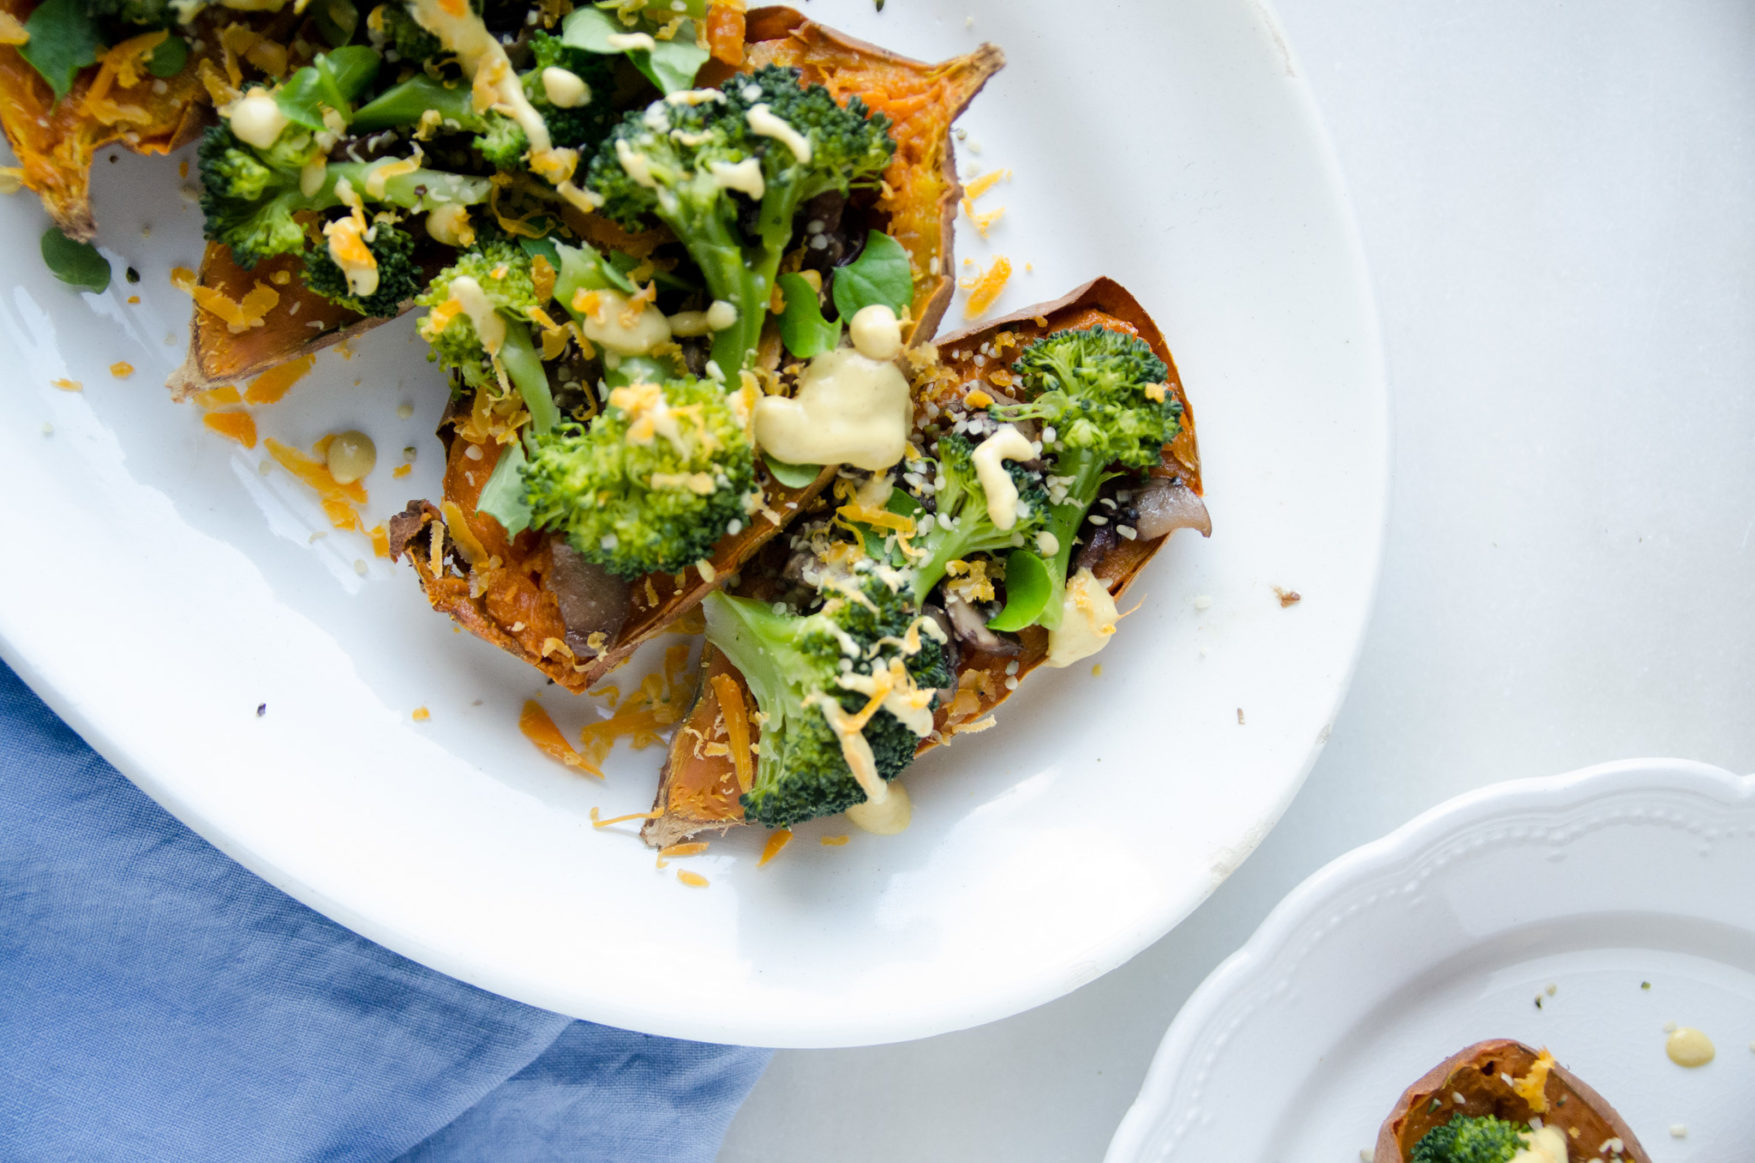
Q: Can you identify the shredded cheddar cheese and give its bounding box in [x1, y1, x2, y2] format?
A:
[518, 700, 604, 778]
[820, 835, 849, 847]
[368, 524, 391, 558]
[758, 828, 792, 867]
[961, 256, 1012, 319]
[1512, 1050, 1556, 1113]
[264, 437, 368, 532]
[578, 643, 693, 767]
[244, 353, 316, 405]
[0, 12, 28, 44]
[51, 378, 82, 392]
[194, 386, 242, 410]
[203, 410, 257, 448]
[710, 672, 754, 794]
[590, 807, 663, 828]
[675, 870, 709, 887]
[659, 842, 709, 858]
[109, 361, 134, 378]
[412, 706, 431, 722]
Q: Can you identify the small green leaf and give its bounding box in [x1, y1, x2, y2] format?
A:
[275, 47, 381, 130]
[477, 441, 533, 536]
[561, 7, 707, 94]
[642, 34, 709, 95]
[986, 550, 1051, 632]
[145, 35, 189, 79]
[312, 0, 359, 48]
[832, 230, 914, 322]
[763, 454, 821, 489]
[40, 228, 111, 293]
[20, 0, 102, 100]
[776, 273, 841, 359]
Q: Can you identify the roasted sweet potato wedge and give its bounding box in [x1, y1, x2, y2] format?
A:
[392, 10, 1003, 697]
[0, 3, 303, 240]
[642, 277, 1207, 846]
[1376, 1040, 1650, 1162]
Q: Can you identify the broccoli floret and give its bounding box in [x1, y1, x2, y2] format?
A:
[416, 233, 561, 431]
[988, 326, 1182, 629]
[302, 219, 420, 318]
[521, 375, 755, 577]
[586, 64, 895, 375]
[83, 0, 174, 29]
[371, 1, 441, 62]
[479, 33, 618, 169]
[703, 571, 946, 829]
[911, 431, 1048, 602]
[1409, 1115, 1531, 1163]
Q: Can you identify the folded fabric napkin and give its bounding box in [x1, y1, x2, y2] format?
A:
[0, 660, 769, 1162]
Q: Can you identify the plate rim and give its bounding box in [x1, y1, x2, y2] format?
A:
[1104, 756, 1755, 1161]
[0, 0, 1392, 1047]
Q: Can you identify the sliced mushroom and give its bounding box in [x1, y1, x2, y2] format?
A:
[1132, 476, 1212, 541]
[548, 538, 632, 656]
[944, 592, 1019, 656]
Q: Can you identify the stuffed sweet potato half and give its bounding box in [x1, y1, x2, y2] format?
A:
[1377, 1040, 1650, 1162]
[389, 8, 1003, 695]
[643, 277, 1207, 847]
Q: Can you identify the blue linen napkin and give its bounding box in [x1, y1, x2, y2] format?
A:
[0, 660, 769, 1162]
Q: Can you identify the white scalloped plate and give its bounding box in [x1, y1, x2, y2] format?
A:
[1108, 760, 1755, 1160]
[0, 0, 1386, 1046]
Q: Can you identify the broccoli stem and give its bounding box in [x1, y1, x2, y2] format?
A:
[498, 320, 560, 435]
[1035, 451, 1109, 631]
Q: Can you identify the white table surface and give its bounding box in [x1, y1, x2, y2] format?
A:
[718, 2, 1755, 1159]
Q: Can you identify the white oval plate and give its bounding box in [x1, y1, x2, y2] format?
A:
[0, 0, 1384, 1047]
[1108, 760, 1755, 1160]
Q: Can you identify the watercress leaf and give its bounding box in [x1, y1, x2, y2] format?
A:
[763, 454, 821, 490]
[312, 0, 359, 49]
[477, 442, 533, 536]
[776, 272, 841, 359]
[985, 550, 1051, 632]
[519, 235, 562, 269]
[832, 230, 914, 321]
[40, 228, 111, 293]
[20, 0, 102, 100]
[146, 34, 189, 79]
[275, 48, 380, 129]
[560, 7, 706, 94]
[642, 33, 708, 95]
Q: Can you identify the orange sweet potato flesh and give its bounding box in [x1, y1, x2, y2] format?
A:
[394, 11, 1004, 698]
[0, 2, 211, 240]
[1376, 1040, 1650, 1162]
[643, 278, 1206, 847]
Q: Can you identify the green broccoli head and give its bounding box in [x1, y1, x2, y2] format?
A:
[198, 122, 492, 268]
[83, 0, 175, 29]
[521, 375, 756, 578]
[585, 64, 895, 375]
[912, 430, 1048, 602]
[1409, 1115, 1532, 1163]
[526, 32, 618, 154]
[302, 218, 420, 318]
[415, 234, 543, 390]
[704, 570, 944, 830]
[985, 326, 1182, 631]
[372, 1, 441, 63]
[998, 326, 1179, 472]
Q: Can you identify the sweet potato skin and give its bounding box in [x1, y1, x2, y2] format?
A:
[1375, 1039, 1650, 1162]
[643, 278, 1206, 846]
[396, 10, 1003, 699]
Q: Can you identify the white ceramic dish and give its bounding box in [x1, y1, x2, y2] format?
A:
[0, 0, 1385, 1046]
[1108, 759, 1755, 1160]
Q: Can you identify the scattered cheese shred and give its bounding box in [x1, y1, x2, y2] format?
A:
[518, 700, 604, 778]
[1512, 1050, 1556, 1113]
[590, 807, 663, 828]
[439, 500, 490, 566]
[194, 385, 241, 410]
[264, 437, 368, 531]
[758, 828, 792, 867]
[368, 524, 391, 558]
[675, 870, 709, 888]
[203, 410, 257, 448]
[51, 378, 82, 392]
[961, 256, 1012, 319]
[392, 463, 413, 479]
[820, 835, 849, 847]
[412, 706, 431, 722]
[0, 12, 28, 44]
[710, 671, 754, 794]
[659, 842, 709, 858]
[109, 361, 134, 378]
[578, 643, 692, 767]
[186, 278, 280, 334]
[964, 388, 993, 409]
[244, 353, 315, 405]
